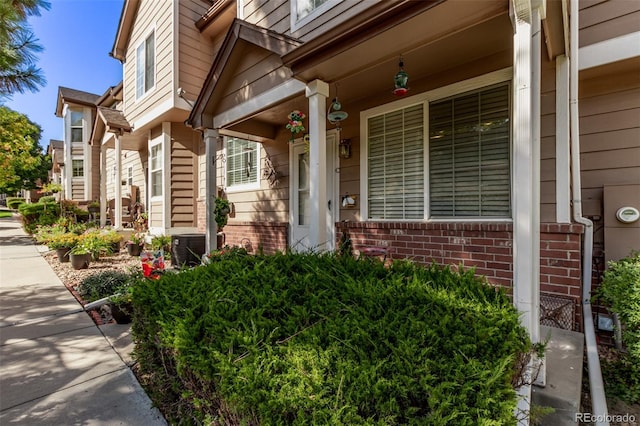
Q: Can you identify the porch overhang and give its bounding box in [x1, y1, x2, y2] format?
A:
[186, 19, 303, 133]
[91, 107, 143, 151]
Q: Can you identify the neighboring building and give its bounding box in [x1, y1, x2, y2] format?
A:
[107, 0, 236, 235]
[46, 139, 64, 187]
[54, 87, 101, 202]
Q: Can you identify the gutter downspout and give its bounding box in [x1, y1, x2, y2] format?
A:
[569, 0, 609, 423]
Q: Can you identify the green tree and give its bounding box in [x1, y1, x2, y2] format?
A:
[0, 0, 51, 99]
[0, 105, 50, 194]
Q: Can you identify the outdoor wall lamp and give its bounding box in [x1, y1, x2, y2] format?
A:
[339, 138, 352, 159]
[328, 84, 349, 131]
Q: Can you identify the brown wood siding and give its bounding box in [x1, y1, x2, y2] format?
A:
[216, 47, 290, 113]
[579, 0, 640, 47]
[178, 0, 216, 99]
[579, 68, 640, 260]
[91, 142, 101, 201]
[123, 0, 174, 124]
[105, 149, 148, 203]
[540, 42, 558, 223]
[242, 0, 368, 41]
[170, 123, 198, 227]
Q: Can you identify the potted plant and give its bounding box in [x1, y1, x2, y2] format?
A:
[126, 232, 146, 256]
[109, 287, 133, 324]
[103, 230, 123, 255]
[69, 239, 92, 270]
[215, 197, 230, 248]
[87, 200, 100, 214]
[82, 231, 112, 261]
[48, 233, 78, 263]
[151, 234, 172, 260]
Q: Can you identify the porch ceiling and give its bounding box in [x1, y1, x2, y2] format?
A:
[240, 9, 513, 132]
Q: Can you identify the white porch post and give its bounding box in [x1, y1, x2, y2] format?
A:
[305, 79, 329, 251]
[512, 0, 543, 420]
[114, 133, 123, 229]
[100, 143, 107, 227]
[204, 129, 219, 253]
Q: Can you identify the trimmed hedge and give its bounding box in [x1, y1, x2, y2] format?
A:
[132, 252, 530, 425]
[6, 197, 25, 209]
[18, 201, 60, 234]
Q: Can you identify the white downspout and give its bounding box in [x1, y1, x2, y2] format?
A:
[569, 0, 609, 423]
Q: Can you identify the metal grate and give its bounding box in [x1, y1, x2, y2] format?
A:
[540, 294, 576, 330]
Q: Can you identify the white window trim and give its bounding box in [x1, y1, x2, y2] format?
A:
[135, 28, 156, 101]
[290, 0, 342, 33]
[69, 109, 84, 143]
[359, 68, 513, 222]
[224, 138, 262, 193]
[149, 138, 163, 201]
[71, 158, 84, 179]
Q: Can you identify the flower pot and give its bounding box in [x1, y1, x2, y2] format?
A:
[110, 241, 121, 255]
[110, 303, 132, 324]
[127, 243, 142, 257]
[69, 253, 91, 270]
[88, 206, 99, 214]
[55, 247, 71, 263]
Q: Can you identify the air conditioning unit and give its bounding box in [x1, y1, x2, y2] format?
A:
[171, 234, 206, 267]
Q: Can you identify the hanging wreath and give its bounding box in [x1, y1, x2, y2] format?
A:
[286, 110, 306, 142]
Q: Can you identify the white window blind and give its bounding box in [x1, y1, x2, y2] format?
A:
[150, 144, 162, 197]
[429, 84, 510, 217]
[226, 138, 258, 188]
[367, 104, 424, 220]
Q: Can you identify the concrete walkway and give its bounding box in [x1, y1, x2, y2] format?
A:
[0, 214, 166, 425]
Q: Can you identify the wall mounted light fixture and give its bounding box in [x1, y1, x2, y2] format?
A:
[339, 138, 351, 159]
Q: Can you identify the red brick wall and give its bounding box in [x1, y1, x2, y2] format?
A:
[223, 221, 288, 254]
[337, 221, 585, 329]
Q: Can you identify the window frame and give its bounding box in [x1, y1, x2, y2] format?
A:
[135, 29, 155, 100]
[360, 68, 513, 222]
[290, 0, 342, 33]
[149, 141, 163, 200]
[224, 137, 261, 192]
[69, 109, 84, 143]
[71, 158, 84, 178]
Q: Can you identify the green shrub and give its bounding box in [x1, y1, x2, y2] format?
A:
[18, 201, 61, 234]
[34, 223, 67, 244]
[6, 197, 25, 209]
[39, 195, 56, 203]
[132, 252, 530, 425]
[594, 251, 640, 403]
[77, 270, 135, 302]
[47, 233, 79, 250]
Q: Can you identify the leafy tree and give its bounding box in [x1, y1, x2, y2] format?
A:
[0, 0, 51, 99]
[0, 105, 50, 194]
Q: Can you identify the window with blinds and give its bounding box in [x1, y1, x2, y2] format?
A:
[429, 84, 511, 217]
[367, 104, 424, 220]
[226, 138, 259, 189]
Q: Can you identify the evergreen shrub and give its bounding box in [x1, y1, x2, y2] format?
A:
[6, 197, 25, 209]
[132, 252, 531, 425]
[77, 270, 134, 302]
[18, 201, 60, 234]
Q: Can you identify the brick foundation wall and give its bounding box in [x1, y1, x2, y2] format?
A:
[337, 221, 585, 330]
[223, 221, 288, 254]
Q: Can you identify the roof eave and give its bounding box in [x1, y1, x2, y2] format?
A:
[111, 0, 140, 61]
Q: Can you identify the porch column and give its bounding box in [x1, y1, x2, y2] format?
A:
[204, 128, 219, 253]
[512, 0, 543, 418]
[100, 143, 107, 227]
[305, 79, 329, 251]
[114, 132, 123, 229]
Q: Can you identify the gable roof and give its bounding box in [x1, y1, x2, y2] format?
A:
[47, 139, 63, 155]
[187, 19, 302, 130]
[55, 86, 101, 117]
[110, 0, 140, 61]
[96, 107, 132, 132]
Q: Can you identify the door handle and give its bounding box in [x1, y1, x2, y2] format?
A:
[328, 200, 331, 211]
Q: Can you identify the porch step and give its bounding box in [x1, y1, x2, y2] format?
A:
[532, 325, 584, 425]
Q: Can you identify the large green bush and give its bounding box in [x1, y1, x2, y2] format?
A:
[595, 252, 640, 403]
[132, 252, 531, 425]
[6, 197, 25, 209]
[18, 201, 60, 234]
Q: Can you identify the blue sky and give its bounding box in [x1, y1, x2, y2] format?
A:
[5, 0, 124, 151]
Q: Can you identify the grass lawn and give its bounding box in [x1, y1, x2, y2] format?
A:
[0, 211, 12, 218]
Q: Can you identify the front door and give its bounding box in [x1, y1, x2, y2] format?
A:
[290, 131, 338, 251]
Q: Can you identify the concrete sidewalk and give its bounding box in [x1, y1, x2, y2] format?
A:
[0, 214, 166, 425]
